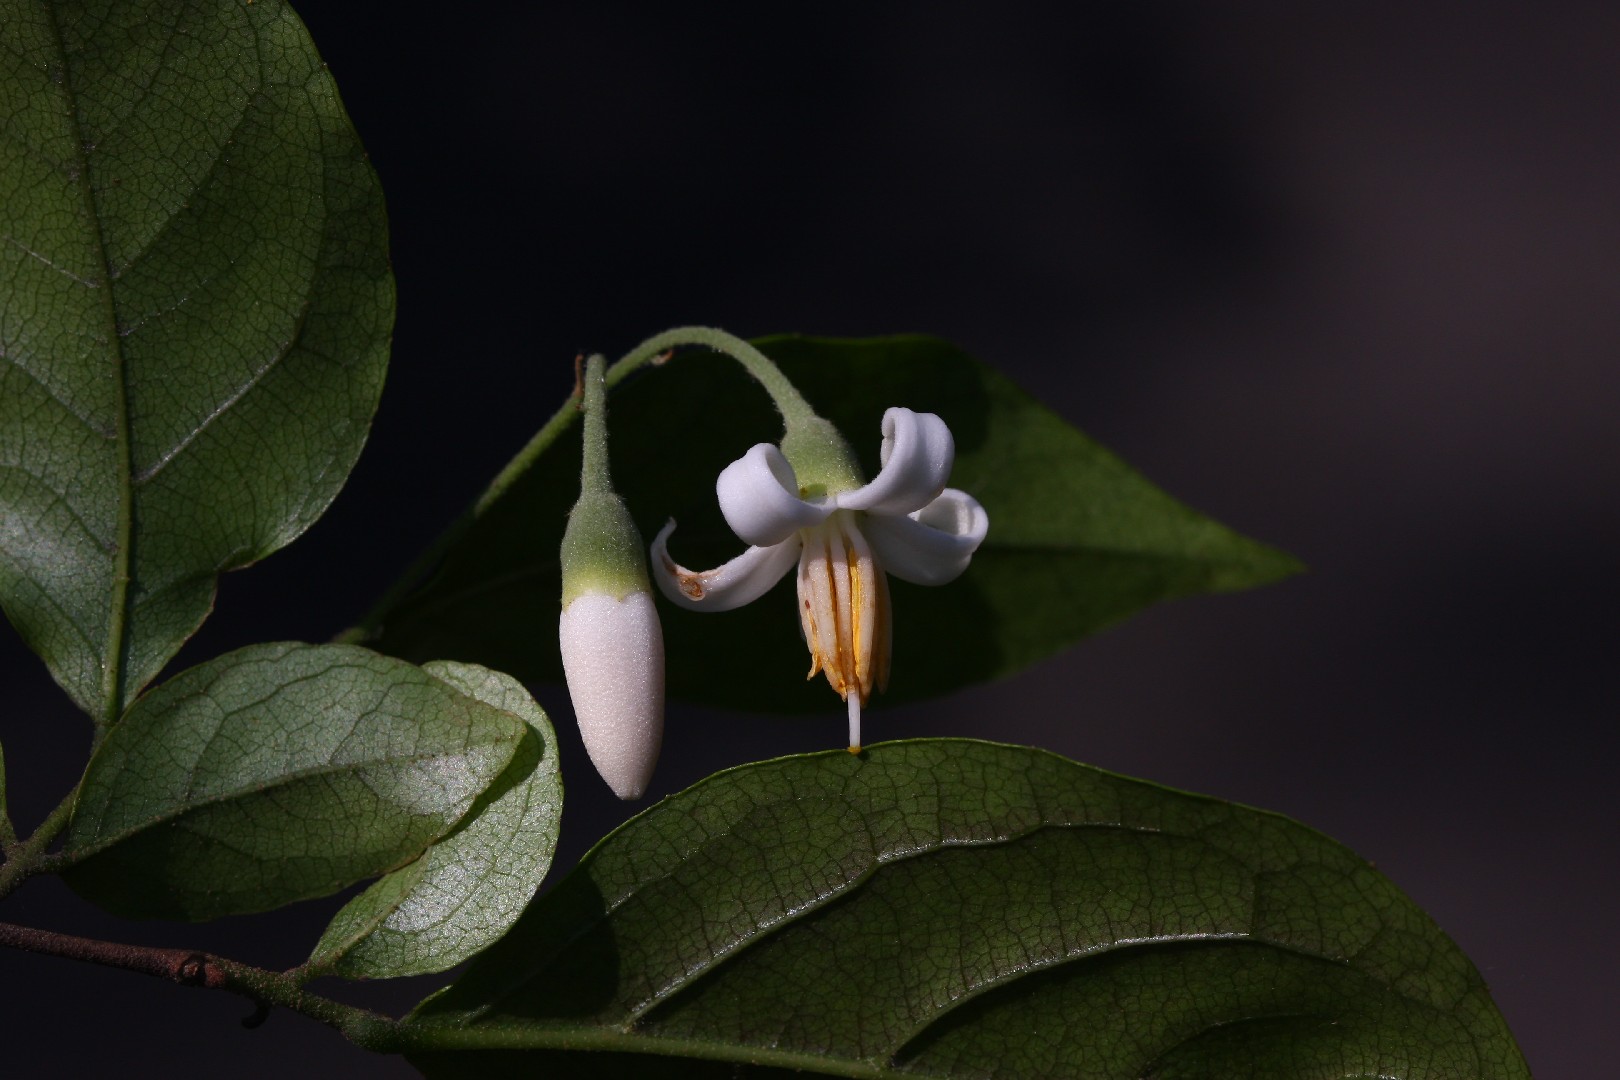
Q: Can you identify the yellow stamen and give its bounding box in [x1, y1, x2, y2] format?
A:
[796, 512, 892, 747]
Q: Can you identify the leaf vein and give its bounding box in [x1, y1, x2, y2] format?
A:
[0, 122, 72, 179]
[609, 821, 1173, 1024]
[132, 294, 313, 486]
[0, 462, 114, 551]
[0, 352, 113, 438]
[2, 231, 102, 287]
[105, 85, 266, 282]
[1130, 1009, 1328, 1080]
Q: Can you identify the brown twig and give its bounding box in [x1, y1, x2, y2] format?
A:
[0, 921, 401, 1049]
[0, 921, 229, 988]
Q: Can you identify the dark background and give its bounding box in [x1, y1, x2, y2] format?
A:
[4, 4, 1616, 1075]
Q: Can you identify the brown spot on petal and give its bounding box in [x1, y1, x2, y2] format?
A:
[658, 551, 707, 599]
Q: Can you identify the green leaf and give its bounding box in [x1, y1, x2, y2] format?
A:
[62, 643, 523, 921]
[367, 336, 1298, 712]
[404, 740, 1528, 1080]
[0, 0, 393, 721]
[305, 661, 563, 980]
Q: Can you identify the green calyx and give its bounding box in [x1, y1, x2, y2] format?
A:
[561, 355, 652, 606]
[780, 416, 865, 496]
[560, 492, 651, 606]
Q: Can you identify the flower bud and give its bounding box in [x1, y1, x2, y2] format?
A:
[559, 491, 665, 799]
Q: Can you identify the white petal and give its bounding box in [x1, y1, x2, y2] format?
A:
[650, 519, 800, 611]
[559, 591, 664, 800]
[717, 443, 831, 547]
[862, 488, 989, 586]
[836, 408, 955, 516]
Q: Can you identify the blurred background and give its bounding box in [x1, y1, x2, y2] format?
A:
[3, 3, 1615, 1075]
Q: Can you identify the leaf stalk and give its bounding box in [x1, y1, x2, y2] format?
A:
[0, 787, 79, 900]
[0, 742, 16, 852]
[388, 1020, 890, 1078]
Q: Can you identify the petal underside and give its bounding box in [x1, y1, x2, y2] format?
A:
[650, 519, 801, 611]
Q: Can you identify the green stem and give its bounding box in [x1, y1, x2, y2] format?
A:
[0, 921, 402, 1052]
[390, 1019, 889, 1079]
[0, 787, 80, 900]
[0, 743, 16, 853]
[615, 326, 820, 427]
[579, 353, 612, 496]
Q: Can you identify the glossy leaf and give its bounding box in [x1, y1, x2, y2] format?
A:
[306, 661, 563, 980]
[405, 739, 1527, 1080]
[62, 643, 523, 921]
[367, 337, 1298, 712]
[0, 0, 392, 720]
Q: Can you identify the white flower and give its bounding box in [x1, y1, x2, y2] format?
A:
[559, 589, 664, 800]
[651, 407, 988, 750]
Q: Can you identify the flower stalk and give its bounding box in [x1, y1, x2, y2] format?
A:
[613, 327, 865, 493]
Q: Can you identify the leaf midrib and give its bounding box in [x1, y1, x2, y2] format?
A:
[68, 728, 522, 860]
[324, 768, 548, 976]
[44, 2, 134, 730]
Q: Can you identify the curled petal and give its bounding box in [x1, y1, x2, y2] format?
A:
[836, 408, 954, 515]
[717, 443, 832, 547]
[862, 488, 989, 586]
[650, 519, 801, 611]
